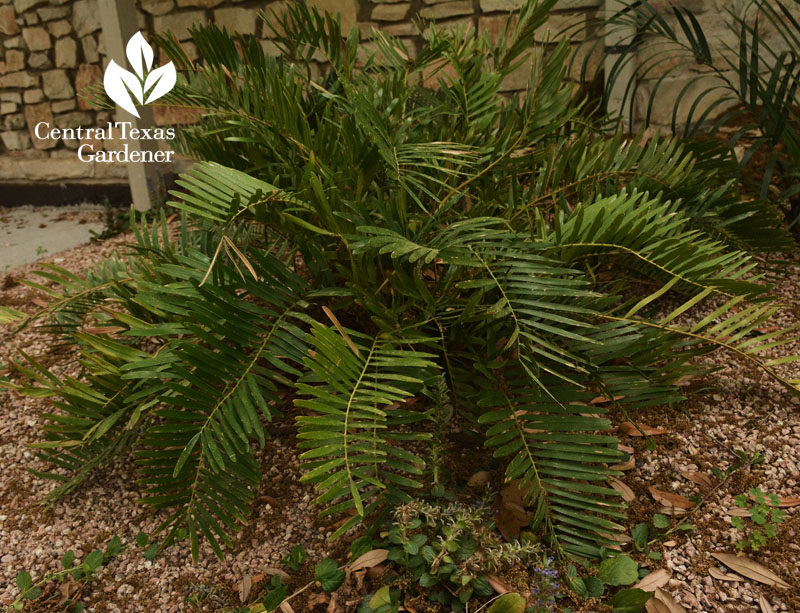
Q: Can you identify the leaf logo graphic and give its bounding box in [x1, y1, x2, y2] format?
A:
[104, 32, 176, 118]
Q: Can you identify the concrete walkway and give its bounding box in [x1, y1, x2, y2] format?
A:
[1, 205, 106, 271]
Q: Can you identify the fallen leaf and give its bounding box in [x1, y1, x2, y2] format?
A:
[710, 553, 790, 588]
[32, 298, 49, 307]
[589, 394, 626, 405]
[350, 549, 389, 571]
[83, 326, 125, 335]
[680, 471, 713, 491]
[659, 506, 688, 516]
[611, 456, 636, 471]
[662, 540, 677, 547]
[618, 443, 635, 454]
[759, 594, 775, 613]
[619, 421, 669, 436]
[709, 567, 744, 582]
[609, 476, 635, 502]
[279, 602, 295, 613]
[749, 495, 800, 508]
[648, 487, 694, 509]
[645, 588, 687, 613]
[487, 573, 511, 594]
[239, 574, 252, 603]
[493, 480, 533, 540]
[467, 471, 490, 488]
[633, 568, 671, 592]
[263, 567, 291, 581]
[728, 507, 751, 517]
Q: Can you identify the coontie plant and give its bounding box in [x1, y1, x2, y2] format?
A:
[592, 0, 800, 230]
[1, 0, 799, 564]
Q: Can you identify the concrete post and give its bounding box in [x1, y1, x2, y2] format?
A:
[99, 0, 163, 211]
[604, 0, 636, 130]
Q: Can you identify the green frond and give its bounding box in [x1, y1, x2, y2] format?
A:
[296, 325, 439, 537]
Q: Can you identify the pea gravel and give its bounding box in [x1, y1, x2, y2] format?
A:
[1, 235, 798, 612]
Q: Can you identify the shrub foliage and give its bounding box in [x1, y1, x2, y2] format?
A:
[2, 0, 798, 561]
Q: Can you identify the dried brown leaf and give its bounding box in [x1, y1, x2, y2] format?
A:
[759, 594, 775, 613]
[662, 540, 677, 547]
[609, 476, 635, 502]
[710, 553, 791, 588]
[610, 456, 636, 471]
[467, 471, 490, 488]
[239, 574, 252, 603]
[263, 567, 291, 581]
[487, 574, 511, 594]
[648, 588, 687, 613]
[728, 507, 751, 517]
[709, 567, 744, 582]
[648, 487, 694, 509]
[618, 421, 669, 436]
[659, 506, 688, 516]
[589, 394, 626, 405]
[83, 326, 125, 335]
[633, 568, 671, 592]
[680, 471, 714, 491]
[350, 549, 389, 571]
[493, 480, 533, 540]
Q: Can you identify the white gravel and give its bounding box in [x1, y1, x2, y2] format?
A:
[1, 236, 798, 612]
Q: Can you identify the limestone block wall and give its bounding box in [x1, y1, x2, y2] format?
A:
[0, 0, 601, 185]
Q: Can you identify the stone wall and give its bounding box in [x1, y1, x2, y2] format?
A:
[0, 0, 602, 186]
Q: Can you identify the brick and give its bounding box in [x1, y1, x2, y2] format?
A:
[37, 7, 70, 21]
[42, 69, 74, 100]
[81, 35, 99, 63]
[13, 0, 47, 12]
[141, 0, 175, 15]
[4, 36, 23, 49]
[28, 51, 51, 69]
[72, 0, 100, 38]
[307, 0, 359, 33]
[176, 0, 223, 6]
[0, 5, 20, 36]
[75, 63, 102, 110]
[22, 26, 50, 51]
[372, 3, 410, 21]
[55, 35, 77, 67]
[420, 1, 473, 19]
[0, 102, 19, 115]
[382, 22, 420, 36]
[154, 11, 208, 41]
[5, 49, 25, 72]
[0, 71, 36, 88]
[214, 7, 256, 35]
[1, 130, 31, 150]
[3, 113, 26, 130]
[51, 99, 76, 113]
[24, 89, 44, 104]
[24, 101, 57, 150]
[478, 14, 518, 46]
[47, 19, 72, 38]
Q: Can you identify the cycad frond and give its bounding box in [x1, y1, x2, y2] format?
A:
[296, 325, 439, 537]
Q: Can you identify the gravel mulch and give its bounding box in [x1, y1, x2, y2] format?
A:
[1, 235, 798, 612]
